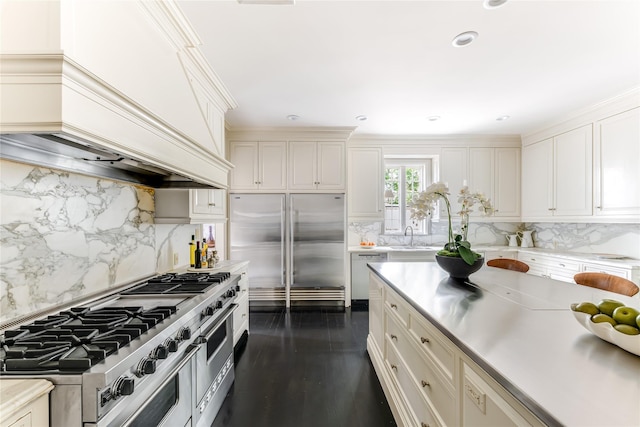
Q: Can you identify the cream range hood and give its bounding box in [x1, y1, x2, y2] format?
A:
[0, 1, 236, 190]
[0, 133, 217, 189]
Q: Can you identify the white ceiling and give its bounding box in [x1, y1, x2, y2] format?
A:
[178, 0, 640, 137]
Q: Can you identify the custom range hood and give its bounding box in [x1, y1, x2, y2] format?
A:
[0, 1, 237, 190]
[1, 133, 219, 189]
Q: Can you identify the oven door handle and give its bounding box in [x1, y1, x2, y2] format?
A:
[199, 304, 237, 343]
[120, 344, 200, 427]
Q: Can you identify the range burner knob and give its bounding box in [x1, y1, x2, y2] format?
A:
[113, 376, 135, 397]
[164, 338, 179, 353]
[202, 305, 215, 317]
[136, 358, 156, 377]
[152, 344, 168, 360]
[235, 285, 241, 292]
[177, 327, 191, 341]
[215, 300, 223, 309]
[227, 289, 236, 298]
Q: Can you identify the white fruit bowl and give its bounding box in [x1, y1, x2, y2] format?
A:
[572, 311, 640, 356]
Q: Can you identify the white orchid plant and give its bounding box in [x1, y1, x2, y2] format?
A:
[409, 182, 494, 265]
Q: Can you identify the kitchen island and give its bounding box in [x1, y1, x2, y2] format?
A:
[367, 262, 640, 427]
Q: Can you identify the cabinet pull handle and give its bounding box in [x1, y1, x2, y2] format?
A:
[531, 258, 536, 261]
[390, 364, 398, 372]
[208, 203, 216, 206]
[421, 380, 430, 388]
[390, 334, 398, 341]
[421, 423, 430, 427]
[596, 206, 602, 209]
[390, 303, 397, 309]
[420, 337, 430, 344]
[559, 263, 565, 267]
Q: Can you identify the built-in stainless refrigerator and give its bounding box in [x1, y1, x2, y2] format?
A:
[229, 193, 346, 307]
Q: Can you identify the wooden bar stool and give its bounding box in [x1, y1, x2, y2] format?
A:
[573, 272, 639, 297]
[486, 258, 530, 273]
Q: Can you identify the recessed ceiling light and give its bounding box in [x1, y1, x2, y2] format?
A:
[496, 115, 511, 121]
[427, 116, 441, 122]
[483, 0, 508, 9]
[355, 115, 367, 121]
[287, 114, 300, 121]
[452, 31, 479, 47]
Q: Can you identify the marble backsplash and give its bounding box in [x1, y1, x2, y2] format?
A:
[0, 160, 196, 324]
[349, 220, 640, 259]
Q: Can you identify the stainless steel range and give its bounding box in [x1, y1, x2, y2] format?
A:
[0, 271, 240, 427]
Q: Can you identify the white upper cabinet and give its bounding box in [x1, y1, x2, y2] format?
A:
[594, 107, 640, 218]
[522, 125, 592, 220]
[554, 125, 593, 216]
[155, 189, 227, 224]
[439, 147, 468, 217]
[469, 147, 521, 219]
[229, 142, 287, 191]
[348, 147, 383, 219]
[288, 141, 345, 191]
[522, 139, 554, 218]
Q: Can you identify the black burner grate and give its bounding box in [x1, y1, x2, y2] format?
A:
[0, 306, 177, 373]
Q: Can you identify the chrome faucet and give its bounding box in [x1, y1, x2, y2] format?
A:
[404, 225, 414, 247]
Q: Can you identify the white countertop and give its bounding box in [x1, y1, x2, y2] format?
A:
[369, 262, 640, 427]
[0, 379, 53, 424]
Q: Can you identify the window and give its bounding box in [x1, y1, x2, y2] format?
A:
[384, 159, 433, 234]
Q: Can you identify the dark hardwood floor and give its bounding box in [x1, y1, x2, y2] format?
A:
[212, 308, 397, 427]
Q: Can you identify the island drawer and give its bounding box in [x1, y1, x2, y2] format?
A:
[385, 288, 410, 327]
[386, 339, 444, 427]
[409, 314, 455, 385]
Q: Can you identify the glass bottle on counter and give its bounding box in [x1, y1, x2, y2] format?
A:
[206, 226, 216, 249]
[189, 234, 196, 268]
[195, 241, 202, 269]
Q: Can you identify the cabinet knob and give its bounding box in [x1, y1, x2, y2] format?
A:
[421, 380, 431, 388]
[390, 364, 398, 372]
[420, 337, 430, 344]
[390, 334, 398, 341]
[390, 303, 397, 310]
[421, 423, 430, 427]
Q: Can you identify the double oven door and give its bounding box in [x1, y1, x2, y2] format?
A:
[92, 304, 236, 427]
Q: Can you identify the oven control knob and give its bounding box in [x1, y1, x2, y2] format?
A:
[164, 338, 179, 353]
[202, 305, 215, 317]
[136, 358, 156, 376]
[226, 289, 235, 298]
[153, 344, 168, 360]
[235, 285, 241, 292]
[177, 327, 191, 341]
[215, 300, 223, 309]
[113, 376, 135, 397]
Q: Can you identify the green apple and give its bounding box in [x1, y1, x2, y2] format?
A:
[614, 324, 640, 335]
[591, 313, 617, 326]
[636, 313, 640, 329]
[597, 299, 625, 316]
[572, 302, 599, 315]
[612, 306, 640, 327]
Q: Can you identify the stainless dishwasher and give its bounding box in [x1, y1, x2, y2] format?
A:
[351, 252, 387, 304]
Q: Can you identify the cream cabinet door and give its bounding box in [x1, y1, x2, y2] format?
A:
[191, 189, 225, 217]
[554, 125, 592, 216]
[348, 147, 383, 219]
[229, 142, 259, 190]
[289, 141, 345, 190]
[468, 148, 493, 218]
[494, 147, 521, 217]
[522, 139, 554, 219]
[317, 142, 345, 190]
[288, 141, 317, 189]
[439, 147, 468, 217]
[594, 107, 640, 218]
[258, 141, 287, 190]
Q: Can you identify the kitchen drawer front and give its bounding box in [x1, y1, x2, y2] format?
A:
[581, 262, 631, 279]
[386, 339, 443, 427]
[386, 313, 455, 426]
[462, 361, 537, 427]
[385, 288, 410, 328]
[409, 314, 455, 385]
